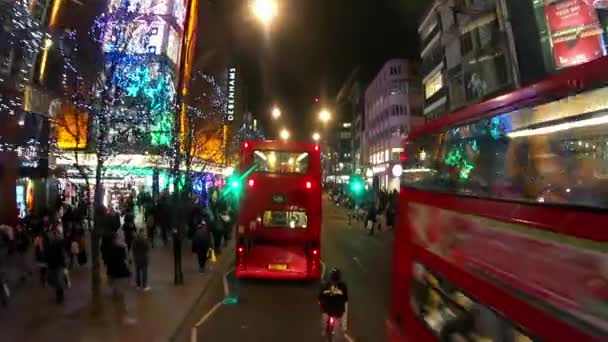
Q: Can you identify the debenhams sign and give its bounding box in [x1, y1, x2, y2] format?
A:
[227, 67, 236, 121]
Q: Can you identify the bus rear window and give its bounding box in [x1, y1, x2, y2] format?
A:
[253, 150, 310, 174]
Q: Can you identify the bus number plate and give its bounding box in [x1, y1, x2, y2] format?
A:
[268, 264, 287, 271]
[272, 194, 287, 204]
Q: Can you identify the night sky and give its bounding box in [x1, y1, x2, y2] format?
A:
[224, 0, 428, 140]
[59, 0, 428, 140]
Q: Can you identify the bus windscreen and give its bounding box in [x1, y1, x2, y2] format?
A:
[253, 150, 309, 174]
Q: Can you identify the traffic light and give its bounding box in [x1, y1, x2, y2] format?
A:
[224, 174, 242, 196]
[349, 176, 364, 195]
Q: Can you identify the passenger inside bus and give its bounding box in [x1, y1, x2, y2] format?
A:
[411, 263, 537, 342]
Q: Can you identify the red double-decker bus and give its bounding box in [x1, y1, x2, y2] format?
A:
[235, 140, 322, 280]
[387, 57, 608, 342]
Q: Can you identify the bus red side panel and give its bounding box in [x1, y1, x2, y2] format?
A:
[388, 188, 604, 342]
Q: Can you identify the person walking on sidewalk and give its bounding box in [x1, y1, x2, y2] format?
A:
[122, 210, 136, 255]
[33, 223, 49, 287]
[14, 223, 31, 283]
[192, 222, 210, 273]
[145, 201, 156, 248]
[46, 229, 67, 304]
[106, 232, 135, 324]
[132, 229, 150, 291]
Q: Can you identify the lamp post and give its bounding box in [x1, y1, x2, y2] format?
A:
[318, 109, 332, 183]
[271, 106, 281, 120]
[251, 0, 279, 27]
[280, 128, 290, 140]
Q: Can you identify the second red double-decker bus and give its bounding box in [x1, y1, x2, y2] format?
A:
[235, 140, 322, 280]
[387, 57, 608, 341]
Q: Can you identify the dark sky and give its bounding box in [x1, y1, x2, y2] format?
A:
[223, 0, 428, 139]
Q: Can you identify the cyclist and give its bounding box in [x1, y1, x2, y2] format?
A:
[319, 267, 349, 340]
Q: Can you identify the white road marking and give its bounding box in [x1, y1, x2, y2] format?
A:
[194, 301, 223, 327]
[191, 301, 224, 342]
[345, 333, 355, 342]
[223, 268, 233, 297]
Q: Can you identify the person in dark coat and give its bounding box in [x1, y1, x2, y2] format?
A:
[46, 229, 66, 304]
[157, 192, 171, 247]
[106, 232, 135, 324]
[188, 197, 204, 240]
[132, 229, 150, 290]
[192, 222, 211, 272]
[122, 210, 136, 254]
[208, 192, 224, 253]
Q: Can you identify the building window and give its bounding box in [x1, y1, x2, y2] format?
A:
[425, 71, 443, 99]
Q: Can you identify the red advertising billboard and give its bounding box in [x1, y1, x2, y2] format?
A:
[553, 33, 604, 68]
[545, 0, 599, 33]
[408, 203, 608, 334]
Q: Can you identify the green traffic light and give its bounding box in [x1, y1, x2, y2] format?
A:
[231, 180, 240, 189]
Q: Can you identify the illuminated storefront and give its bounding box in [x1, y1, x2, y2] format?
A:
[102, 0, 188, 147]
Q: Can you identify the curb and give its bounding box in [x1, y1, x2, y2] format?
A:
[168, 242, 235, 342]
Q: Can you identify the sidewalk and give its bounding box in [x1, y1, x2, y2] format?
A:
[0, 235, 232, 342]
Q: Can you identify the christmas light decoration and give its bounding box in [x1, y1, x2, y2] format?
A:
[0, 0, 46, 115]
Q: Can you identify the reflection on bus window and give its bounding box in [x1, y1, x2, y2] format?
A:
[253, 150, 310, 174]
[402, 88, 608, 209]
[410, 262, 539, 342]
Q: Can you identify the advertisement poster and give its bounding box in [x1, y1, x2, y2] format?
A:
[545, 0, 599, 32]
[408, 203, 608, 333]
[553, 33, 604, 68]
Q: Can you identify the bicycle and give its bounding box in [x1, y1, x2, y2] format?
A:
[325, 315, 337, 341]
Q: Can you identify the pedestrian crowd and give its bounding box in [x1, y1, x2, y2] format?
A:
[0, 198, 89, 306]
[327, 185, 399, 235]
[0, 186, 237, 325]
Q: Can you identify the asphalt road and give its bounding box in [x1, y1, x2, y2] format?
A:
[173, 198, 394, 342]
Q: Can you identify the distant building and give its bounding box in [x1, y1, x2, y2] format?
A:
[364, 59, 423, 191]
[418, 0, 608, 119]
[348, 82, 365, 173]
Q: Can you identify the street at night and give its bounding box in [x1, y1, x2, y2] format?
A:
[173, 198, 393, 342]
[2, 0, 608, 341]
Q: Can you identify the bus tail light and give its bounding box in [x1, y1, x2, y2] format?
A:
[312, 249, 318, 256]
[314, 145, 319, 151]
[237, 245, 245, 266]
[248, 179, 255, 187]
[306, 181, 312, 189]
[244, 142, 249, 148]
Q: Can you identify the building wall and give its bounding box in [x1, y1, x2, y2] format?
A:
[364, 59, 422, 190]
[419, 0, 608, 119]
[0, 152, 18, 226]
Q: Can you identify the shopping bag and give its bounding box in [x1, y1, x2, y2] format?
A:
[64, 269, 71, 289]
[366, 220, 373, 230]
[207, 248, 217, 263]
[2, 283, 10, 298]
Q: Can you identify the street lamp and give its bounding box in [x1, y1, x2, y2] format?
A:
[280, 128, 290, 140]
[312, 132, 321, 142]
[271, 106, 281, 120]
[319, 109, 331, 123]
[251, 0, 279, 26]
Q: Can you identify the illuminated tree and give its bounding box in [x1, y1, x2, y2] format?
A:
[51, 1, 169, 307]
[179, 71, 227, 192]
[0, 0, 46, 116]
